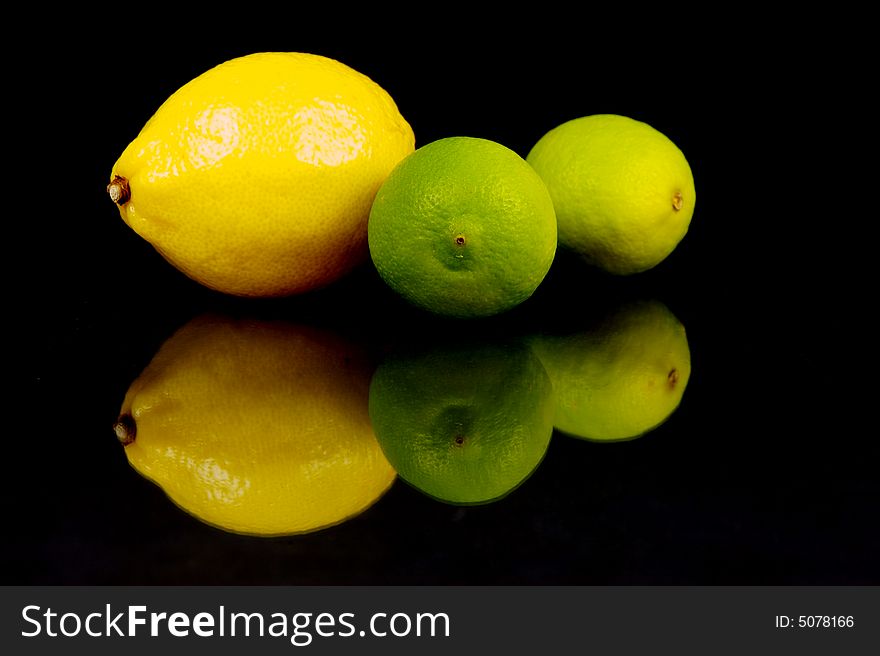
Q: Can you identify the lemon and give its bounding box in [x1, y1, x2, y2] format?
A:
[108, 52, 414, 297]
[529, 300, 691, 441]
[114, 315, 396, 536]
[368, 341, 554, 504]
[527, 114, 695, 274]
[367, 137, 557, 318]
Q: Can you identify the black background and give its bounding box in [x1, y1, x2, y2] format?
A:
[12, 19, 873, 584]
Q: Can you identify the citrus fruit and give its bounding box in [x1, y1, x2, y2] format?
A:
[114, 315, 396, 535]
[367, 137, 557, 318]
[108, 52, 414, 297]
[529, 300, 691, 441]
[527, 114, 695, 274]
[368, 341, 554, 504]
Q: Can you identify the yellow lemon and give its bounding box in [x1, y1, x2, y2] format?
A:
[527, 114, 695, 274]
[108, 52, 414, 297]
[114, 315, 396, 536]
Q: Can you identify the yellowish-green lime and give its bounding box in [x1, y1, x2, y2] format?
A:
[527, 114, 695, 274]
[368, 137, 557, 318]
[114, 315, 396, 536]
[529, 300, 691, 441]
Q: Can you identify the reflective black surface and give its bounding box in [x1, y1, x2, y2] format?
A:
[15, 30, 873, 584]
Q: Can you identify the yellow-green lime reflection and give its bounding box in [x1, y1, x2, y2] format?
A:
[114, 315, 396, 536]
[368, 341, 554, 505]
[529, 300, 691, 442]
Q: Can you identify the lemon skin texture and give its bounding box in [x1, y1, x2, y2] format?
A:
[529, 300, 691, 441]
[527, 114, 695, 274]
[109, 52, 414, 297]
[114, 315, 396, 536]
[368, 137, 557, 318]
[368, 342, 554, 504]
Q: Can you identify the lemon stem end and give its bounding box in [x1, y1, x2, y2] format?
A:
[114, 414, 136, 446]
[108, 176, 131, 206]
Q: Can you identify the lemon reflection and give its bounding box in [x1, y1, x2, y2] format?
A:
[114, 315, 395, 536]
[529, 299, 691, 442]
[368, 341, 554, 505]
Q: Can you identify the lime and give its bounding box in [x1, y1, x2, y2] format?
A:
[368, 137, 557, 318]
[527, 114, 695, 274]
[529, 300, 691, 441]
[368, 341, 554, 504]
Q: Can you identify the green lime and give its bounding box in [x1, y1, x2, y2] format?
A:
[368, 341, 554, 504]
[527, 114, 695, 274]
[529, 300, 691, 441]
[368, 137, 557, 318]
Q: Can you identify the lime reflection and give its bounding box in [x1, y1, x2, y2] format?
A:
[368, 340, 554, 505]
[528, 299, 691, 442]
[115, 299, 692, 531]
